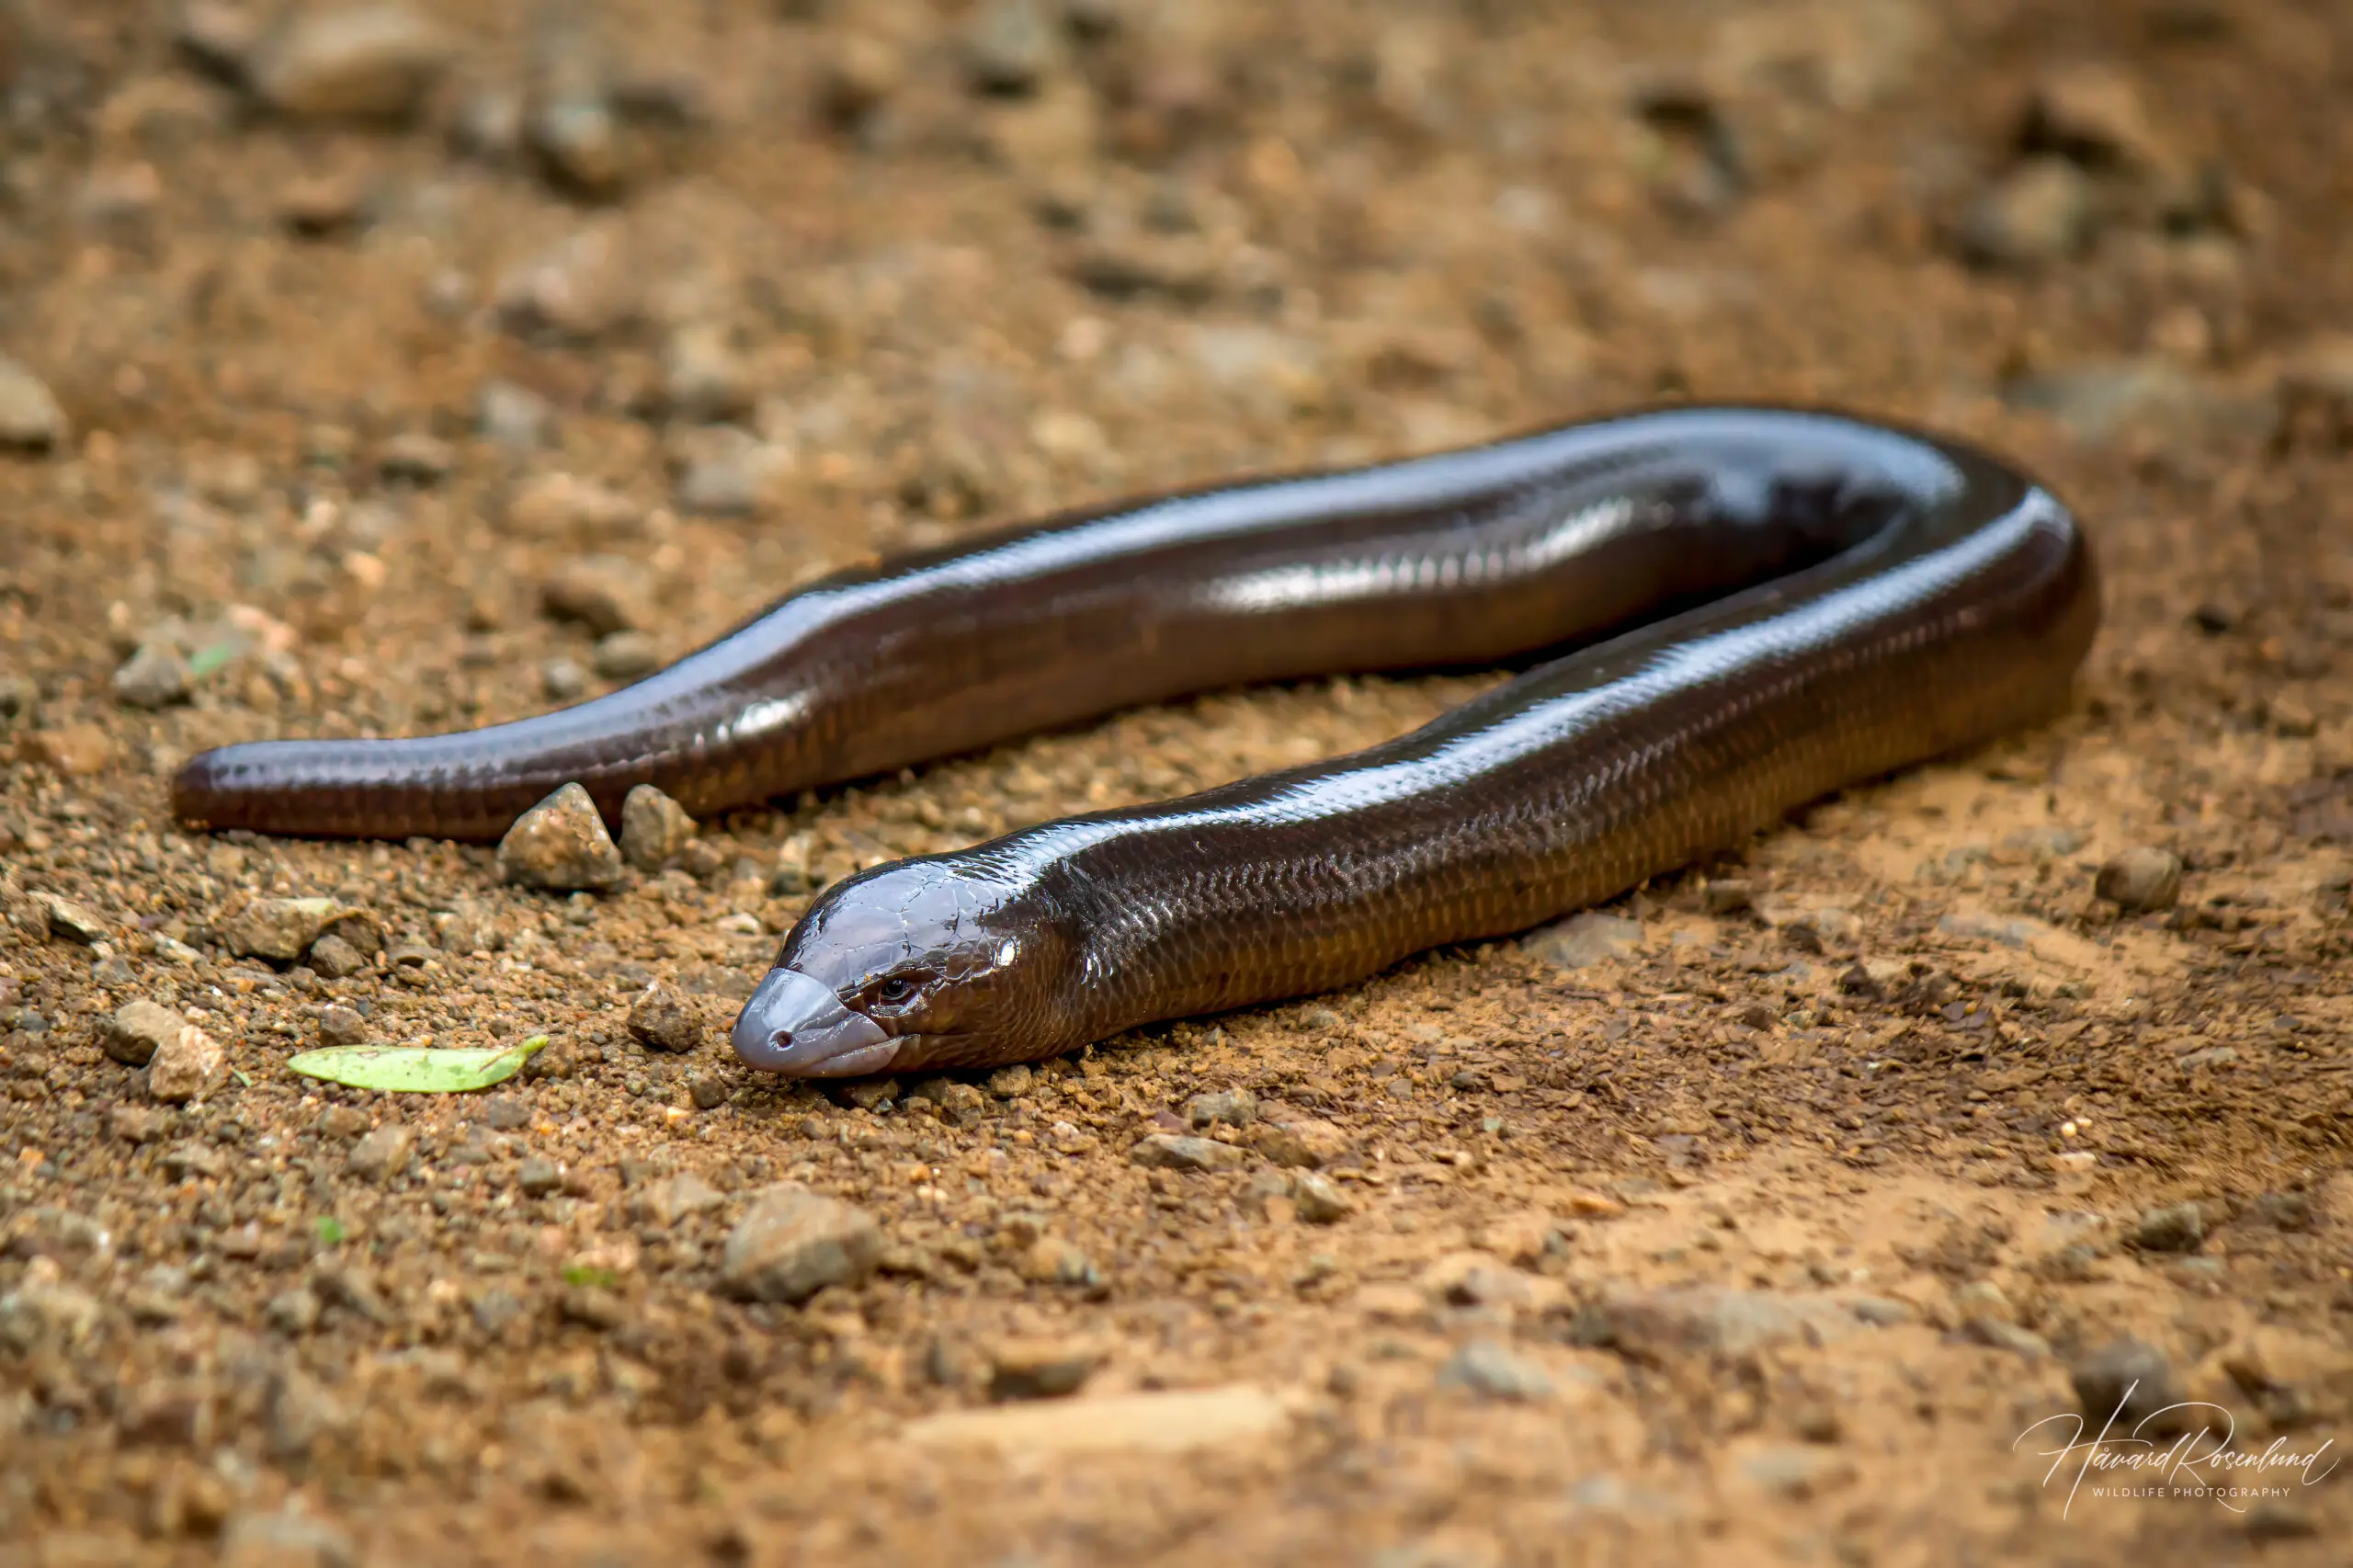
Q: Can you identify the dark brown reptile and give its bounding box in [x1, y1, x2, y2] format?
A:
[170, 407, 2098, 1076]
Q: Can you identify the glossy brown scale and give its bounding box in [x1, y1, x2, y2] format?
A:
[170, 407, 2098, 1076]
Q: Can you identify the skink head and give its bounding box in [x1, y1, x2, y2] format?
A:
[731, 859, 1082, 1077]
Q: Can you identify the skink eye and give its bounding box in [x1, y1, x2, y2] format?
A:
[874, 977, 919, 1006]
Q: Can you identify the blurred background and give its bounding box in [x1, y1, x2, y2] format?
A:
[0, 0, 2343, 767]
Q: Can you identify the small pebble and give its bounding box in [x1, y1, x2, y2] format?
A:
[662, 323, 751, 423]
[505, 472, 640, 540]
[721, 1187, 881, 1303]
[0, 354, 68, 452]
[495, 224, 639, 342]
[541, 658, 588, 702]
[819, 32, 904, 129]
[592, 630, 661, 680]
[376, 431, 453, 483]
[1437, 1340, 1552, 1402]
[1251, 1115, 1351, 1169]
[1701, 879, 1753, 915]
[618, 783, 697, 872]
[100, 1000, 189, 1068]
[478, 380, 553, 449]
[1186, 1087, 1258, 1129]
[1960, 156, 2095, 268]
[223, 896, 339, 962]
[111, 643, 189, 710]
[517, 1156, 561, 1197]
[247, 4, 450, 123]
[2096, 846, 2182, 913]
[841, 1077, 899, 1111]
[1290, 1173, 1354, 1224]
[497, 782, 625, 891]
[987, 1336, 1103, 1401]
[963, 0, 1061, 96]
[317, 1105, 369, 1139]
[146, 1022, 224, 1103]
[1520, 912, 1642, 970]
[2069, 1336, 2187, 1432]
[540, 556, 650, 635]
[627, 983, 703, 1053]
[986, 1063, 1034, 1098]
[2133, 1201, 2206, 1253]
[1128, 1133, 1248, 1173]
[347, 1124, 413, 1182]
[308, 934, 369, 980]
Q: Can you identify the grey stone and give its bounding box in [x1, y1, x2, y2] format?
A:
[2004, 358, 2277, 447]
[265, 1286, 322, 1336]
[987, 1336, 1102, 1400]
[1961, 156, 2095, 268]
[618, 783, 696, 872]
[377, 430, 453, 483]
[505, 472, 640, 540]
[2097, 846, 2182, 913]
[2070, 1336, 2188, 1434]
[147, 1022, 224, 1102]
[662, 323, 751, 423]
[592, 630, 661, 680]
[1739, 1444, 1853, 1499]
[112, 642, 190, 709]
[1595, 1287, 1892, 1358]
[36, 892, 109, 945]
[1186, 1087, 1258, 1129]
[497, 783, 624, 891]
[347, 1124, 413, 1183]
[1438, 1339, 1553, 1401]
[248, 4, 450, 123]
[224, 897, 342, 962]
[541, 657, 588, 702]
[1129, 1133, 1249, 1173]
[1251, 1115, 1351, 1169]
[722, 1187, 882, 1303]
[494, 224, 639, 342]
[631, 1170, 724, 1226]
[540, 556, 649, 635]
[478, 379, 552, 449]
[2134, 1201, 2206, 1253]
[1521, 912, 1643, 970]
[963, 0, 1061, 96]
[517, 1156, 562, 1198]
[1290, 1172, 1354, 1224]
[316, 1006, 369, 1047]
[101, 999, 189, 1068]
[308, 933, 369, 980]
[627, 983, 703, 1053]
[220, 1507, 355, 1568]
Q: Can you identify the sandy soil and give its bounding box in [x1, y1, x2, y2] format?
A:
[2, 1, 2350, 1564]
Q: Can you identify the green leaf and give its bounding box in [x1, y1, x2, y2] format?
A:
[287, 1035, 548, 1094]
[314, 1216, 348, 1245]
[188, 641, 243, 680]
[561, 1265, 619, 1289]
